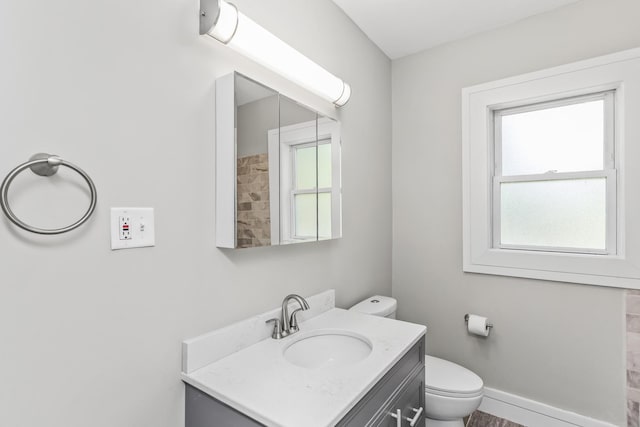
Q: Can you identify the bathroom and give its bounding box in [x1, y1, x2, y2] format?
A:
[1, 0, 638, 426]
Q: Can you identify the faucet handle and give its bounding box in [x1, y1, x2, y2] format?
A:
[266, 318, 284, 339]
[289, 308, 304, 333]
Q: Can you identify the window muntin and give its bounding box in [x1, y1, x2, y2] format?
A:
[492, 91, 616, 254]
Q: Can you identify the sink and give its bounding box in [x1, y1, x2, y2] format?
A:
[283, 330, 372, 369]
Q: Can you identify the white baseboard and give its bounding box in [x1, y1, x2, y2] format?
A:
[479, 387, 617, 427]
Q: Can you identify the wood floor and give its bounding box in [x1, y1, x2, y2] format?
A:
[466, 410, 525, 427]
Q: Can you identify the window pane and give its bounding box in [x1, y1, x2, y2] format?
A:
[501, 100, 604, 175]
[318, 192, 331, 239]
[295, 146, 316, 190]
[318, 141, 332, 188]
[500, 178, 606, 250]
[294, 193, 317, 238]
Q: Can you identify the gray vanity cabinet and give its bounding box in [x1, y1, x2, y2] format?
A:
[185, 334, 426, 427]
[185, 386, 264, 427]
[336, 336, 425, 427]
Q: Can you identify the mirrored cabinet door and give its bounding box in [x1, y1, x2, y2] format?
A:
[275, 96, 318, 245]
[235, 75, 279, 248]
[317, 113, 342, 241]
[215, 72, 341, 249]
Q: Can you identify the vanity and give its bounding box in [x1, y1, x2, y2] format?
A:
[181, 290, 426, 427]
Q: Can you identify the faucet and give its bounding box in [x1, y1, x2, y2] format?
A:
[266, 294, 310, 339]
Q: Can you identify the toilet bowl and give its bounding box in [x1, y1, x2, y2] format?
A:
[424, 355, 483, 427]
[349, 296, 484, 427]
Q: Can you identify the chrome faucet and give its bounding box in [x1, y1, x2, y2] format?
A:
[266, 294, 310, 339]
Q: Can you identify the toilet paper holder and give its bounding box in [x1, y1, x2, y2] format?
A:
[464, 314, 493, 330]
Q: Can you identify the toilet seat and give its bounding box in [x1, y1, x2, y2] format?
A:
[425, 355, 484, 398]
[426, 386, 483, 399]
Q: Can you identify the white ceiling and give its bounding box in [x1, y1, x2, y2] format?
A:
[331, 0, 581, 59]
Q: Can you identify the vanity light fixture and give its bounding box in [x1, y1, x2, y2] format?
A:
[199, 0, 351, 107]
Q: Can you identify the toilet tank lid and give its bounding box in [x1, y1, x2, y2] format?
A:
[349, 295, 397, 317]
[425, 355, 484, 395]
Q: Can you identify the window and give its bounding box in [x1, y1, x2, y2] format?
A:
[462, 47, 640, 289]
[493, 92, 616, 254]
[267, 117, 341, 244]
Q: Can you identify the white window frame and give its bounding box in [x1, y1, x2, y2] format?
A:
[492, 91, 617, 255]
[267, 118, 341, 245]
[462, 47, 640, 289]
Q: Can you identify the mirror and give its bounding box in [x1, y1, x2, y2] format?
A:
[215, 72, 342, 249]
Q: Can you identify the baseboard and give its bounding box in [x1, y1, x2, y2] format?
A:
[479, 387, 617, 427]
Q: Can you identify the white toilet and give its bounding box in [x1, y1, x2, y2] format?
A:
[349, 296, 484, 427]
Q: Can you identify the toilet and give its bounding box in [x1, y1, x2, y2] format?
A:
[349, 296, 484, 427]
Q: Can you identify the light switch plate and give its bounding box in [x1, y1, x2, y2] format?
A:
[110, 207, 155, 250]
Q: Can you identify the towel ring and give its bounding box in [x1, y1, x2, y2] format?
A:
[0, 153, 97, 235]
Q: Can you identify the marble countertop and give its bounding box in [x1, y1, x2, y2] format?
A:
[182, 306, 426, 427]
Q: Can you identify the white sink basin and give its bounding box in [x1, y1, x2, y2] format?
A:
[283, 330, 372, 369]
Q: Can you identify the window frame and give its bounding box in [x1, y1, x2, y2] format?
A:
[462, 47, 640, 289]
[491, 91, 617, 255]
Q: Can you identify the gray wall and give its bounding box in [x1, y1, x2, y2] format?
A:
[236, 94, 317, 158]
[392, 0, 640, 424]
[0, 0, 391, 426]
[237, 95, 278, 158]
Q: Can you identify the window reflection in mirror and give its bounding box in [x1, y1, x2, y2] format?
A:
[269, 96, 318, 244]
[269, 96, 342, 244]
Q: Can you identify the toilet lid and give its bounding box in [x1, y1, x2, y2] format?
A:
[425, 355, 483, 396]
[349, 296, 397, 317]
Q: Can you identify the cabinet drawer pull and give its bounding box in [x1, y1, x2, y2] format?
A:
[405, 407, 424, 427]
[389, 408, 402, 427]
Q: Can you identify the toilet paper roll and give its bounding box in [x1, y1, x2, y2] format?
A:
[467, 314, 490, 337]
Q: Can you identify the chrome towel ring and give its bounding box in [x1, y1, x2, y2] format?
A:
[0, 153, 97, 235]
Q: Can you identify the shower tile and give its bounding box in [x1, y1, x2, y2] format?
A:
[237, 202, 252, 211]
[629, 387, 640, 403]
[628, 351, 640, 372]
[628, 295, 640, 315]
[628, 315, 640, 333]
[629, 370, 640, 389]
[628, 333, 640, 353]
[628, 399, 639, 427]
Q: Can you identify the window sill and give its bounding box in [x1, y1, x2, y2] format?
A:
[463, 261, 640, 289]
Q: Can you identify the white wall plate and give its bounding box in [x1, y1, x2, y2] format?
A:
[110, 207, 155, 250]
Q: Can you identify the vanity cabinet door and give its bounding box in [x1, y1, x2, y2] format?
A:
[375, 367, 425, 427]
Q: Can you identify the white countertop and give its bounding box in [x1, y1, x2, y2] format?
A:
[182, 307, 426, 427]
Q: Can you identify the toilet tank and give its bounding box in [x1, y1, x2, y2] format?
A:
[349, 296, 397, 319]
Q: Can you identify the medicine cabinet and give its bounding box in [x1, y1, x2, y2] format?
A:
[215, 72, 342, 249]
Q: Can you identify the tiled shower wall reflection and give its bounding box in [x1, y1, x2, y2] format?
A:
[236, 153, 271, 248]
[628, 290, 640, 426]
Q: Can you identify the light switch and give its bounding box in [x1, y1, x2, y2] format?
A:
[110, 207, 155, 250]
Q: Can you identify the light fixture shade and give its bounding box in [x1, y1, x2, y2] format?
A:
[208, 0, 238, 43]
[199, 0, 351, 107]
